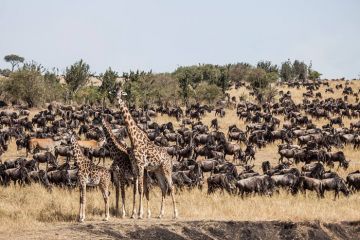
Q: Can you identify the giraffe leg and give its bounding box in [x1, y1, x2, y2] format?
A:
[120, 179, 126, 218]
[155, 171, 166, 219]
[144, 172, 151, 218]
[131, 177, 138, 219]
[115, 180, 120, 216]
[162, 164, 178, 219]
[79, 184, 86, 222]
[137, 168, 145, 219]
[100, 183, 110, 221]
[165, 173, 178, 219]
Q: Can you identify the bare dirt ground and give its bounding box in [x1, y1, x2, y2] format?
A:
[2, 219, 360, 240]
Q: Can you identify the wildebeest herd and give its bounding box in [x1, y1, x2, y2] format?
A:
[1, 80, 360, 221]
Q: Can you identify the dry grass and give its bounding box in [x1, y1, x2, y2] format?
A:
[1, 180, 360, 233]
[1, 81, 360, 233]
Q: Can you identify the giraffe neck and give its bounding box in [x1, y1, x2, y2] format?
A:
[102, 120, 128, 154]
[71, 137, 91, 170]
[118, 101, 149, 147]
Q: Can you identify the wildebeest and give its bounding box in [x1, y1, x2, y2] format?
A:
[346, 170, 360, 191]
[235, 175, 274, 198]
[298, 176, 322, 198]
[207, 173, 235, 194]
[321, 177, 349, 199]
[271, 173, 299, 194]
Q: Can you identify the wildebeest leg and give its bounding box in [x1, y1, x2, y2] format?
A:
[334, 190, 338, 200]
[317, 188, 322, 198]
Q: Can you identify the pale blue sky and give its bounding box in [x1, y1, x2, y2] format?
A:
[0, 0, 359, 78]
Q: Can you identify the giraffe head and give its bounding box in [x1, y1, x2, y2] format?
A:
[116, 87, 127, 105]
[70, 134, 77, 145]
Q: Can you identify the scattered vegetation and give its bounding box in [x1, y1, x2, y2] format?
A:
[0, 55, 321, 107]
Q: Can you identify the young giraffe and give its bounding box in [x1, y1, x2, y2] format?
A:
[70, 134, 111, 222]
[101, 119, 142, 217]
[116, 90, 178, 219]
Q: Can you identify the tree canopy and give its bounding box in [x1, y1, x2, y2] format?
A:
[64, 59, 91, 101]
[4, 54, 24, 71]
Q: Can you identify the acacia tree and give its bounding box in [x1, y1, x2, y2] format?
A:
[64, 59, 90, 102]
[4, 54, 24, 71]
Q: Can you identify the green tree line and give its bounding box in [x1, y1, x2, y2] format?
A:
[0, 54, 322, 107]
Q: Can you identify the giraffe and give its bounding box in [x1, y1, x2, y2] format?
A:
[101, 118, 150, 218]
[116, 89, 178, 219]
[69, 134, 111, 222]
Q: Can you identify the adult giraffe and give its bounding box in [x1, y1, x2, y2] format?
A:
[101, 118, 150, 218]
[116, 89, 178, 219]
[69, 134, 111, 222]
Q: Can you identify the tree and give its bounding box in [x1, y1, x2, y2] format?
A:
[74, 86, 102, 106]
[280, 60, 293, 82]
[308, 61, 322, 80]
[217, 65, 231, 94]
[99, 68, 119, 105]
[149, 74, 180, 106]
[64, 59, 91, 101]
[293, 60, 307, 82]
[228, 62, 252, 84]
[1, 63, 45, 107]
[4, 54, 25, 71]
[247, 68, 278, 90]
[0, 68, 11, 77]
[195, 82, 223, 104]
[174, 67, 197, 106]
[43, 70, 66, 103]
[257, 61, 278, 73]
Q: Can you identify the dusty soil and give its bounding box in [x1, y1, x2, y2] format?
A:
[2, 220, 360, 240]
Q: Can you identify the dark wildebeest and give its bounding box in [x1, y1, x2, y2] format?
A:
[321, 177, 349, 199]
[298, 176, 322, 198]
[207, 173, 235, 194]
[28, 169, 52, 189]
[235, 175, 274, 198]
[32, 151, 58, 171]
[346, 171, 360, 191]
[271, 173, 299, 194]
[302, 162, 325, 179]
[2, 166, 29, 186]
[54, 146, 74, 163]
